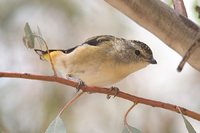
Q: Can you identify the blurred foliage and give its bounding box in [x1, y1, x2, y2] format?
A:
[193, 0, 200, 23]
[0, 0, 81, 31]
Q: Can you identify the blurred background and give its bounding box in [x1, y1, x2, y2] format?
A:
[0, 0, 200, 132]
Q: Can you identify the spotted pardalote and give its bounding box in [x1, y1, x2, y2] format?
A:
[35, 35, 157, 87]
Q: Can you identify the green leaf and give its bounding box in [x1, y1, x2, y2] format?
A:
[36, 25, 45, 49]
[179, 111, 196, 133]
[122, 125, 141, 133]
[23, 22, 35, 49]
[45, 116, 67, 133]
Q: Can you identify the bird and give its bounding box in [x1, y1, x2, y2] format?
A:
[35, 35, 157, 87]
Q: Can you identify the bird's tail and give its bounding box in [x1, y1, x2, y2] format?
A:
[34, 45, 78, 61]
[34, 49, 63, 61]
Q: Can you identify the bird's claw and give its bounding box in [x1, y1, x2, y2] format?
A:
[76, 80, 85, 93]
[106, 86, 119, 99]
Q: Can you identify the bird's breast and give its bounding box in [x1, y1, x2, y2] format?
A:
[51, 45, 148, 87]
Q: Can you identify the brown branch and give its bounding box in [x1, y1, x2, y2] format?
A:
[177, 38, 200, 72]
[172, 0, 187, 17]
[0, 71, 200, 121]
[58, 92, 85, 116]
[124, 103, 137, 132]
[46, 47, 57, 76]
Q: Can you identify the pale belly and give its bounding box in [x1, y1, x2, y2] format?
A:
[77, 67, 121, 87]
[57, 59, 137, 87]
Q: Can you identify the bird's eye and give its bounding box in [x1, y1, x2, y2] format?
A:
[135, 50, 140, 56]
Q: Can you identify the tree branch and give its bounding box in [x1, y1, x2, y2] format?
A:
[104, 0, 200, 72]
[172, 0, 187, 17]
[0, 71, 200, 121]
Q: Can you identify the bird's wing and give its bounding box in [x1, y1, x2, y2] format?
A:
[61, 35, 115, 54]
[62, 46, 79, 54]
[35, 35, 115, 55]
[82, 35, 114, 46]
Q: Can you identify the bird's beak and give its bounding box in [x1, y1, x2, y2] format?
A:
[149, 58, 157, 64]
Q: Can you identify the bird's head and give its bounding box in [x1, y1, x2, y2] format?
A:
[130, 40, 157, 65]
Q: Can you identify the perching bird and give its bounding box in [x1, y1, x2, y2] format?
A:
[35, 35, 157, 87]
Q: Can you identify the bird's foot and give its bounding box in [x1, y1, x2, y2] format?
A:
[66, 74, 85, 93]
[106, 86, 119, 99]
[76, 80, 85, 93]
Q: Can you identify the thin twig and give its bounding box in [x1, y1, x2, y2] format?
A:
[124, 103, 137, 132]
[177, 106, 183, 115]
[0, 72, 200, 121]
[46, 47, 57, 76]
[177, 38, 200, 72]
[23, 23, 57, 76]
[58, 92, 85, 116]
[172, 0, 188, 17]
[33, 35, 57, 76]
